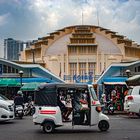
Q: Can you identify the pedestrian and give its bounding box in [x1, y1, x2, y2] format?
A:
[100, 93, 106, 113]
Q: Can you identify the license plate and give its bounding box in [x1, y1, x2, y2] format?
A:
[110, 107, 113, 109]
[18, 110, 22, 113]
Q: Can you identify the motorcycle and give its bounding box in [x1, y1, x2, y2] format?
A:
[15, 105, 24, 119]
[106, 100, 114, 115]
[24, 101, 34, 116]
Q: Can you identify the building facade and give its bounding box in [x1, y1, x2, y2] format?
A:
[0, 58, 64, 99]
[4, 38, 24, 61]
[20, 25, 140, 83]
[0, 58, 64, 82]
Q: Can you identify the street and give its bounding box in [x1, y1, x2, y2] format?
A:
[0, 114, 140, 140]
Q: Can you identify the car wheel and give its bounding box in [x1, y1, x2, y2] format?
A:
[42, 122, 55, 133]
[98, 120, 109, 131]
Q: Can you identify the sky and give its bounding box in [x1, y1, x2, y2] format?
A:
[0, 0, 140, 57]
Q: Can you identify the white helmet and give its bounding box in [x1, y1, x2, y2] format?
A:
[102, 94, 105, 97]
[17, 91, 23, 96]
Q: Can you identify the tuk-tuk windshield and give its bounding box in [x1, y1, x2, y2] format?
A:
[89, 87, 98, 101]
[34, 86, 57, 106]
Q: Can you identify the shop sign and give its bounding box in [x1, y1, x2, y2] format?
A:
[64, 72, 94, 83]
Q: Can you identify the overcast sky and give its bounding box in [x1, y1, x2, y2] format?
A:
[0, 0, 140, 57]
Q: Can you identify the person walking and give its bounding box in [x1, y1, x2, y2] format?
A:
[100, 93, 106, 113]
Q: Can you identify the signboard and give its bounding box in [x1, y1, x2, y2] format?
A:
[63, 72, 99, 83]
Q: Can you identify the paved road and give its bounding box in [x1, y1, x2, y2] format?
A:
[0, 114, 140, 140]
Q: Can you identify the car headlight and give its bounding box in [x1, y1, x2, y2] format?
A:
[8, 105, 14, 111]
[0, 105, 8, 110]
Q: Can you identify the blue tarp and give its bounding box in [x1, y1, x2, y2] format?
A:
[103, 77, 128, 84]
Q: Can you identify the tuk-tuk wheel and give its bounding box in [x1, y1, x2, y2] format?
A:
[98, 120, 109, 131]
[42, 122, 55, 133]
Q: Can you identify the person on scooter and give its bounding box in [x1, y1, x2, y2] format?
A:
[14, 91, 24, 118]
[14, 91, 24, 107]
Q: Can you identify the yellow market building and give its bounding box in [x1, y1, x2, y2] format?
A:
[20, 25, 140, 83]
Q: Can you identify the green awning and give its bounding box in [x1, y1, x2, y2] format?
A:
[0, 78, 20, 87]
[20, 82, 44, 91]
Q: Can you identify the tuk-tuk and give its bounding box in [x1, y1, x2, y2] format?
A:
[33, 83, 109, 133]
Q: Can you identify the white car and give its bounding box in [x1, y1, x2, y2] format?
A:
[124, 86, 140, 116]
[0, 99, 15, 122]
[0, 94, 14, 104]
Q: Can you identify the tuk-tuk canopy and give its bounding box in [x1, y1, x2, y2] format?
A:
[34, 84, 57, 106]
[34, 83, 90, 106]
[38, 83, 89, 89]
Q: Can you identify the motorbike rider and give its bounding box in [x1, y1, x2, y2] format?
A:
[14, 91, 24, 108]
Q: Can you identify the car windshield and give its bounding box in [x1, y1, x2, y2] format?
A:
[0, 94, 9, 100]
[128, 88, 133, 95]
[130, 86, 140, 95]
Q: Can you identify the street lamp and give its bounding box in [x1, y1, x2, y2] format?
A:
[19, 70, 23, 86]
[126, 69, 131, 78]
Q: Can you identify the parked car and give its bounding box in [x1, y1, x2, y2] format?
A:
[0, 94, 14, 104]
[0, 99, 15, 122]
[124, 86, 140, 116]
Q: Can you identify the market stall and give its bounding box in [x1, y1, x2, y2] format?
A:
[103, 77, 128, 111]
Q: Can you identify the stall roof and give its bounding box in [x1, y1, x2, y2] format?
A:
[20, 82, 45, 91]
[126, 75, 140, 86]
[0, 78, 20, 87]
[96, 60, 140, 85]
[0, 77, 55, 87]
[103, 77, 127, 85]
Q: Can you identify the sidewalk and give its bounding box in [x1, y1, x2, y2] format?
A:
[104, 110, 127, 115]
[104, 110, 140, 119]
[114, 110, 128, 115]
